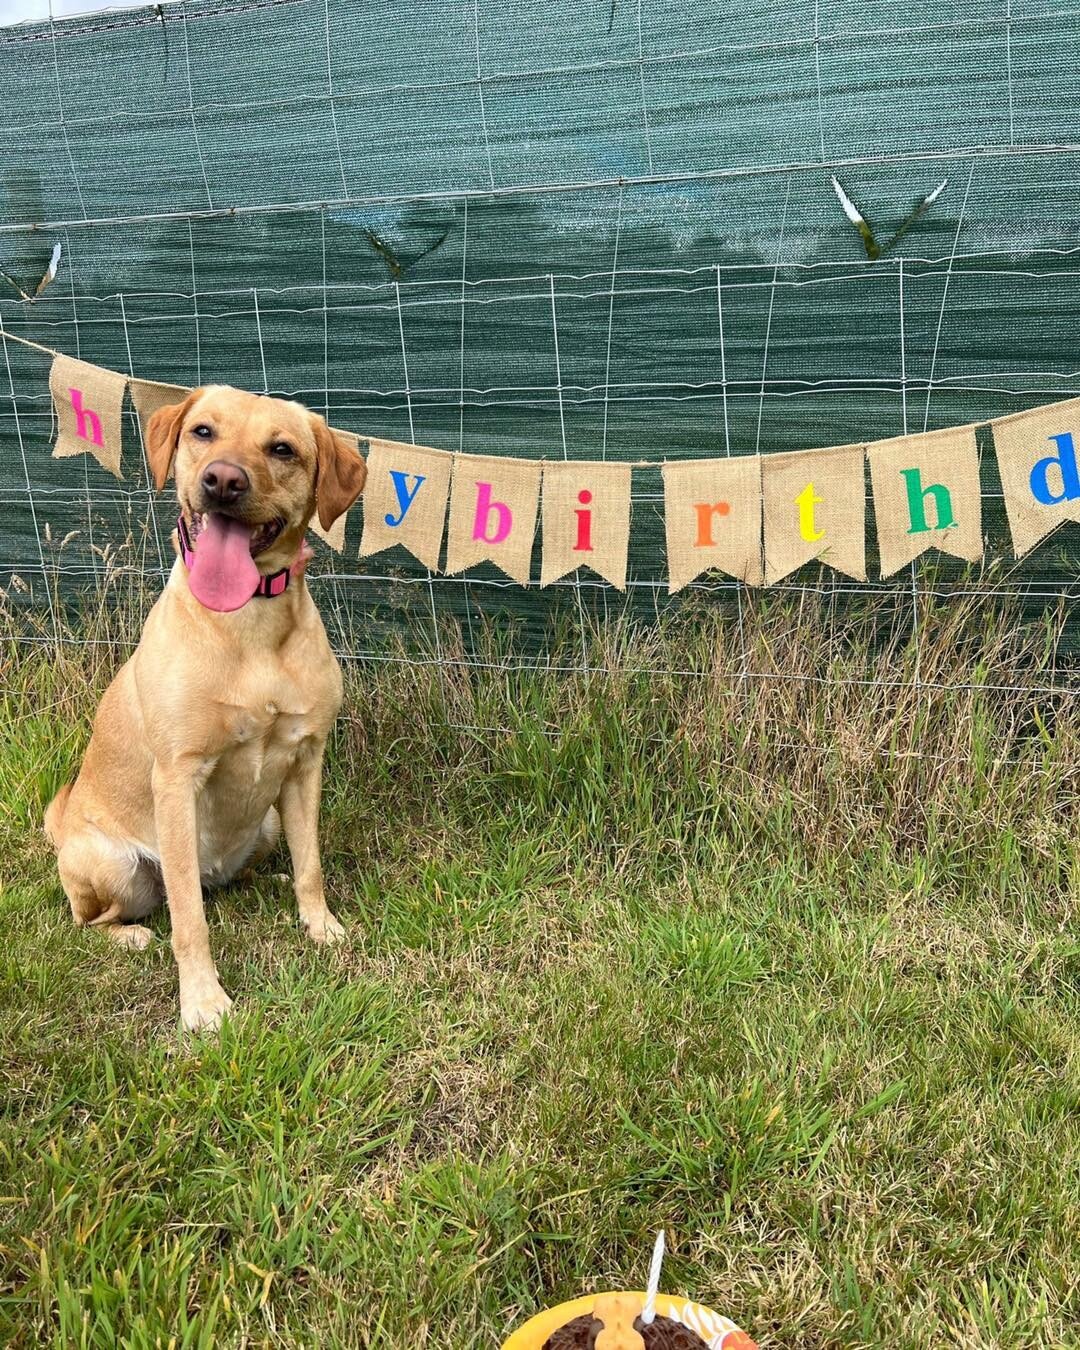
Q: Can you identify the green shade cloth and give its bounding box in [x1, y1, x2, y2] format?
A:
[2, 0, 1079, 668]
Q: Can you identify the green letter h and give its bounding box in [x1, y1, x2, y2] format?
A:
[901, 467, 955, 534]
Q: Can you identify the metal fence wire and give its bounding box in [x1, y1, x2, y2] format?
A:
[2, 0, 1080, 692]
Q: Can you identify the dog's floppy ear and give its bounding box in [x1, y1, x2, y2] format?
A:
[145, 390, 202, 491]
[311, 417, 367, 530]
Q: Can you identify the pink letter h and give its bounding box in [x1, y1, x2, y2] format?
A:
[69, 388, 104, 447]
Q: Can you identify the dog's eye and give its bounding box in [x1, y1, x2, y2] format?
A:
[269, 442, 295, 460]
[192, 424, 213, 440]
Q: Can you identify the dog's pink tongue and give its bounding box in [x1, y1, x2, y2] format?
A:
[188, 513, 259, 612]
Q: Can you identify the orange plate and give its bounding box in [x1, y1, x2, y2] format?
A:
[502, 1291, 757, 1348]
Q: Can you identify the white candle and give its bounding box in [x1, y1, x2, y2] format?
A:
[641, 1229, 665, 1326]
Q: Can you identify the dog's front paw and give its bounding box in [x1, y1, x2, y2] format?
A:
[302, 908, 345, 945]
[180, 978, 233, 1032]
[118, 924, 154, 952]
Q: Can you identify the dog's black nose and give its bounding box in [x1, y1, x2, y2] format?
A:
[201, 460, 249, 505]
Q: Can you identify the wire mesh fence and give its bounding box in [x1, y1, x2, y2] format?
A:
[2, 0, 1080, 697]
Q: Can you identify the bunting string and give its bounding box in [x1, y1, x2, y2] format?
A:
[5, 324, 1080, 593]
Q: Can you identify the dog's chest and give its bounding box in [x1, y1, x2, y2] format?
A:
[195, 704, 315, 860]
[225, 702, 307, 777]
[217, 690, 321, 784]
[205, 659, 338, 797]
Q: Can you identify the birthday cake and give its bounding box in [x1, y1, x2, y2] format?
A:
[506, 1291, 756, 1350]
[501, 1234, 757, 1350]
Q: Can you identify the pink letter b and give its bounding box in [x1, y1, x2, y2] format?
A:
[69, 388, 104, 447]
[472, 481, 512, 544]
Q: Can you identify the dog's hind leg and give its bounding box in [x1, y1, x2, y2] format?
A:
[56, 829, 162, 952]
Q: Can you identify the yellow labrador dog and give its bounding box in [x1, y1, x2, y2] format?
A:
[44, 387, 366, 1031]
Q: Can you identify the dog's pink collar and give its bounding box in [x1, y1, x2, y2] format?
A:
[177, 514, 299, 600]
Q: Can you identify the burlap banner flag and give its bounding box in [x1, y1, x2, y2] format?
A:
[867, 425, 983, 578]
[992, 396, 1080, 558]
[662, 455, 764, 592]
[128, 378, 191, 486]
[762, 444, 867, 583]
[445, 454, 542, 585]
[129, 378, 191, 444]
[540, 460, 632, 590]
[49, 353, 127, 479]
[358, 438, 453, 570]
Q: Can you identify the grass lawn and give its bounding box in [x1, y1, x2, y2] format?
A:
[1, 593, 1079, 1347]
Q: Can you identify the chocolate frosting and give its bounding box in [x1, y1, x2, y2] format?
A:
[542, 1313, 709, 1349]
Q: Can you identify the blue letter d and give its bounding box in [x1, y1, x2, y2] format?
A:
[1030, 431, 1080, 506]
